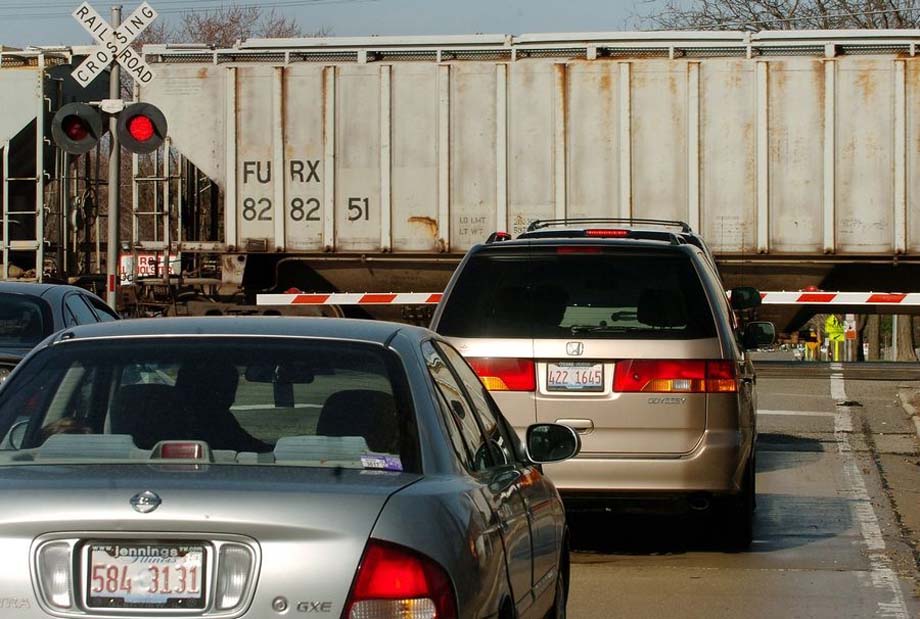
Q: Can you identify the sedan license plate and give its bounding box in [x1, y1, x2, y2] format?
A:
[547, 362, 604, 392]
[86, 542, 206, 610]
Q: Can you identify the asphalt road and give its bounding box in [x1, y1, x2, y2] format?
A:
[566, 366, 920, 618]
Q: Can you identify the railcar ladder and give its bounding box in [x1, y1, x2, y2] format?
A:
[130, 135, 182, 282]
[0, 52, 47, 282]
[1, 137, 45, 282]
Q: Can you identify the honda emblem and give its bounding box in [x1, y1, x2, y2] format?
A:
[566, 342, 584, 356]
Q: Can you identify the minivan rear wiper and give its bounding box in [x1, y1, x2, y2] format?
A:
[567, 324, 631, 334]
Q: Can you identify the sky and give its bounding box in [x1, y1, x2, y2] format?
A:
[0, 0, 656, 48]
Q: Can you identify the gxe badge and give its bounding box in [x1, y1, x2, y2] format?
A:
[130, 490, 162, 514]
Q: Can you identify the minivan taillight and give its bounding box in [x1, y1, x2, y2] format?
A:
[467, 358, 536, 392]
[614, 360, 738, 393]
[345, 539, 456, 619]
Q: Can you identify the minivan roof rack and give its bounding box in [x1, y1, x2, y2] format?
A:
[527, 218, 693, 233]
[517, 228, 688, 246]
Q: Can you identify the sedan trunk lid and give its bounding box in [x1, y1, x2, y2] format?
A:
[0, 464, 421, 618]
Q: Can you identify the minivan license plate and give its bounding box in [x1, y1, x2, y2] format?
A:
[86, 542, 206, 609]
[547, 362, 604, 392]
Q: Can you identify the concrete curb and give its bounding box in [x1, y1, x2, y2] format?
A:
[896, 388, 920, 443]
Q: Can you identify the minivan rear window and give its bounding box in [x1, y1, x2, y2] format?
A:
[437, 247, 717, 340]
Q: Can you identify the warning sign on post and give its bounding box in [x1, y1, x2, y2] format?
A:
[120, 253, 179, 284]
[71, 1, 158, 88]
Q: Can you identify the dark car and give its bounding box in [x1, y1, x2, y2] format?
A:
[0, 317, 579, 618]
[0, 282, 118, 380]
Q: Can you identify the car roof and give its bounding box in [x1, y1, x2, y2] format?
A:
[46, 316, 432, 346]
[0, 281, 99, 300]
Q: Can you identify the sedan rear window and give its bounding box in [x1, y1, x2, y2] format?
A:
[437, 247, 717, 340]
[0, 338, 419, 472]
[0, 293, 46, 347]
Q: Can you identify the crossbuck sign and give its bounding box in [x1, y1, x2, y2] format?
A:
[71, 1, 158, 88]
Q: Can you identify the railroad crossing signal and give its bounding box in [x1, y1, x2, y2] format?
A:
[71, 1, 158, 88]
[51, 100, 168, 155]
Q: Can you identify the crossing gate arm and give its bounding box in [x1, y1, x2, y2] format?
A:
[257, 293, 444, 306]
[256, 291, 920, 307]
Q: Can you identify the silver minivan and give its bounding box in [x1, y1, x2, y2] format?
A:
[431, 221, 774, 547]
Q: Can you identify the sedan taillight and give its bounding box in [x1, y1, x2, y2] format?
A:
[467, 358, 536, 392]
[613, 359, 738, 393]
[345, 540, 456, 619]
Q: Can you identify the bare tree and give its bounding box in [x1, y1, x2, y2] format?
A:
[641, 0, 920, 30]
[176, 5, 315, 47]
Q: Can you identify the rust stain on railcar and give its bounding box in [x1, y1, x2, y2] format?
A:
[854, 65, 877, 101]
[554, 62, 568, 97]
[813, 59, 826, 104]
[322, 66, 333, 148]
[408, 216, 439, 239]
[599, 68, 612, 93]
[909, 61, 920, 153]
[771, 60, 787, 89]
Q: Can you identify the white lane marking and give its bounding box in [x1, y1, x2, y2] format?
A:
[832, 372, 910, 618]
[757, 409, 836, 418]
[830, 372, 847, 402]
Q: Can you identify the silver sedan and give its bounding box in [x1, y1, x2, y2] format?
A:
[0, 317, 579, 619]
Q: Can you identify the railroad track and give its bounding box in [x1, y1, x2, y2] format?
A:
[754, 361, 920, 381]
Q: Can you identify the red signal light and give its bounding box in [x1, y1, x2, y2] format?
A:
[62, 116, 89, 141]
[117, 103, 167, 154]
[127, 115, 155, 142]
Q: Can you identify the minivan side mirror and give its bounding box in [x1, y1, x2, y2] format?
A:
[730, 286, 762, 311]
[525, 423, 581, 464]
[742, 321, 776, 350]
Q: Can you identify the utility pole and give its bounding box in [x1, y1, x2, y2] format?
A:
[106, 4, 122, 309]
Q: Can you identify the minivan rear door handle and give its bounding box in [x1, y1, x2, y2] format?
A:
[556, 419, 594, 434]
